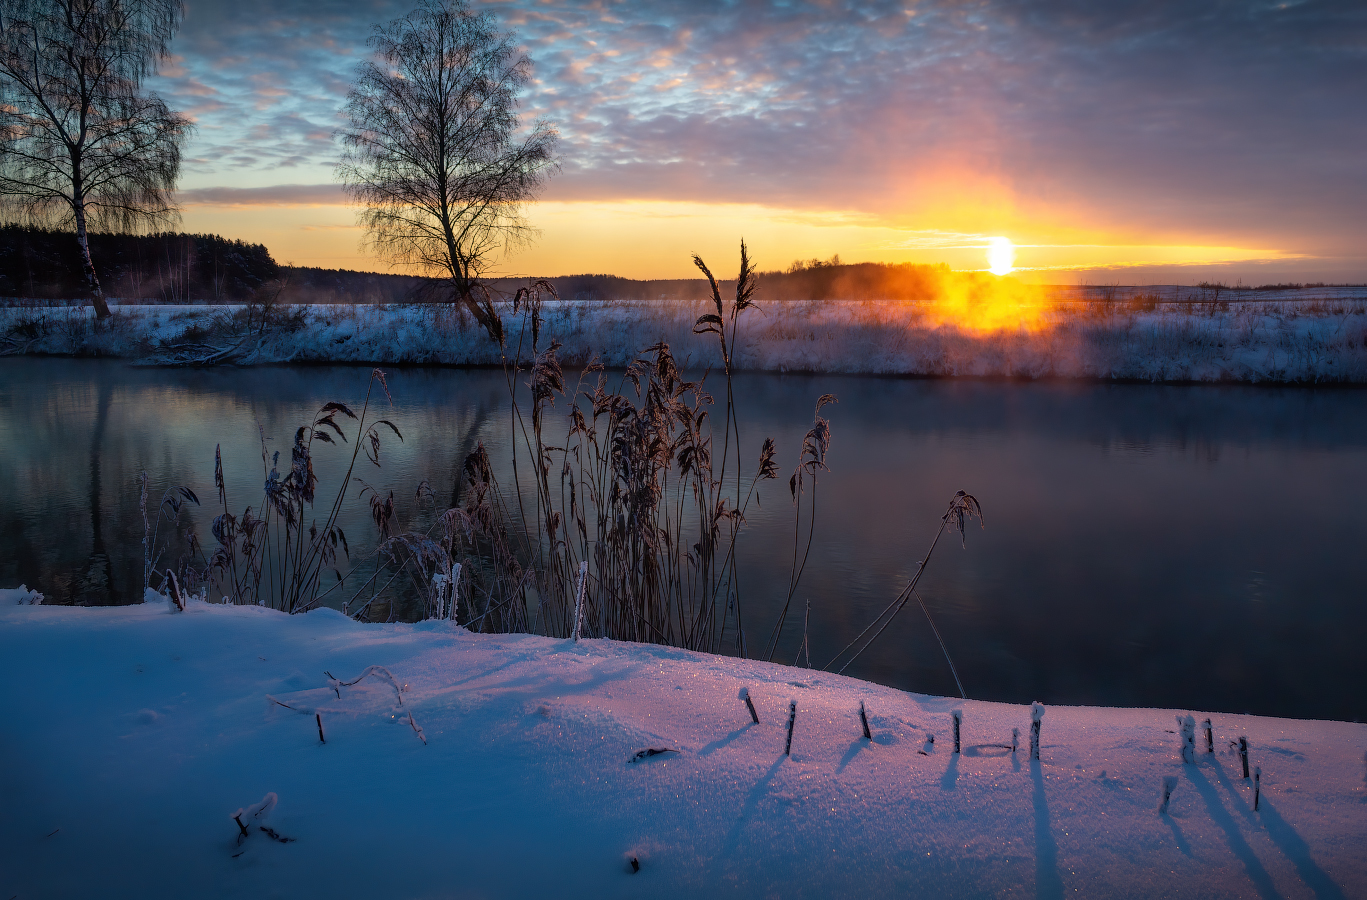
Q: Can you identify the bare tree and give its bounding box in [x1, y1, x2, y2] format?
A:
[0, 0, 191, 318]
[337, 0, 558, 343]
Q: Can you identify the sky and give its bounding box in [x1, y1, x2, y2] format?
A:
[150, 0, 1367, 283]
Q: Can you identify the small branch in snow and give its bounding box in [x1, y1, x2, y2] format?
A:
[858, 701, 871, 741]
[629, 748, 677, 764]
[1239, 737, 1250, 779]
[231, 792, 278, 845]
[785, 700, 796, 756]
[316, 712, 326, 744]
[325, 665, 404, 706]
[740, 687, 759, 724]
[1012, 727, 1019, 754]
[952, 709, 962, 754]
[1203, 718, 1214, 753]
[407, 710, 426, 745]
[1254, 767, 1262, 811]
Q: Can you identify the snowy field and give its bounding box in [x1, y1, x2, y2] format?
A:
[1, 594, 1364, 899]
[4, 294, 1367, 382]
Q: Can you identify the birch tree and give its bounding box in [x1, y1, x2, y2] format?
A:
[337, 0, 558, 343]
[0, 0, 191, 318]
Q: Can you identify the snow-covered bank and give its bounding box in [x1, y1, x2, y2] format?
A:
[5, 295, 1367, 382]
[1, 599, 1363, 899]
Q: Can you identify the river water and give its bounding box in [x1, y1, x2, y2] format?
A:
[2, 357, 1364, 721]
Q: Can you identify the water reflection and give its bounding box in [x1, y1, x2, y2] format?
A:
[1, 358, 1364, 721]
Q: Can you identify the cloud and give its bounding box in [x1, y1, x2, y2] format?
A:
[180, 184, 348, 206]
[152, 0, 1366, 266]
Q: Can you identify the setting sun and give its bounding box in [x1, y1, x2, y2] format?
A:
[987, 236, 1015, 275]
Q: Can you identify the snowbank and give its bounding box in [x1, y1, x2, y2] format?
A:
[1, 598, 1363, 898]
[5, 295, 1367, 382]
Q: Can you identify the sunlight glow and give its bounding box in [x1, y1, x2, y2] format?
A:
[987, 237, 1015, 275]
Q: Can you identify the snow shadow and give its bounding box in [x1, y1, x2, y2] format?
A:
[836, 737, 873, 773]
[940, 753, 960, 791]
[1249, 800, 1346, 899]
[723, 755, 788, 853]
[1030, 761, 1064, 900]
[698, 724, 754, 757]
[1204, 758, 1344, 898]
[1185, 766, 1283, 900]
[1164, 812, 1193, 857]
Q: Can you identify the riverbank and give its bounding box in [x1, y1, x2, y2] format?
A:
[4, 296, 1367, 382]
[1, 596, 1363, 899]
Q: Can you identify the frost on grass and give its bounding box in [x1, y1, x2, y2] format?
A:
[9, 294, 1367, 383]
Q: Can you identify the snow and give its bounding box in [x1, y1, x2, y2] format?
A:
[1, 596, 1364, 898]
[6, 294, 1367, 382]
[1, 583, 43, 604]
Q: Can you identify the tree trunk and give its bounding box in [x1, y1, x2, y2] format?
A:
[73, 205, 111, 319]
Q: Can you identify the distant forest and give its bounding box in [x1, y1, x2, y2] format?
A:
[0, 224, 280, 301]
[0, 226, 958, 305]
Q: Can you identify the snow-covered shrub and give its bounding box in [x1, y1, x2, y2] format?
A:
[1, 585, 43, 605]
[1177, 715, 1196, 763]
[1030, 702, 1045, 760]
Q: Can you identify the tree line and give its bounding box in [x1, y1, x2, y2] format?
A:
[0, 224, 277, 301]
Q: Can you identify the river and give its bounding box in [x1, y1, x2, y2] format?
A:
[2, 358, 1364, 721]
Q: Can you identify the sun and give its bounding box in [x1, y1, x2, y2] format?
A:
[987, 237, 1015, 276]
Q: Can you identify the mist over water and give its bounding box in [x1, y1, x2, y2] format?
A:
[2, 358, 1364, 721]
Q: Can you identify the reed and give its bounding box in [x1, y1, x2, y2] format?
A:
[203, 368, 400, 613]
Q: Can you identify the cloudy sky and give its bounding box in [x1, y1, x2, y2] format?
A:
[153, 0, 1367, 282]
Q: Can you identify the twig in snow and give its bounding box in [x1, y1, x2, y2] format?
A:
[1158, 776, 1177, 814]
[1012, 727, 1019, 754]
[231, 792, 278, 844]
[629, 748, 677, 763]
[740, 687, 759, 724]
[315, 712, 326, 744]
[1030, 702, 1045, 760]
[859, 701, 871, 741]
[259, 825, 295, 843]
[1239, 736, 1250, 779]
[952, 709, 962, 754]
[1203, 718, 1213, 753]
[1254, 767, 1262, 811]
[408, 710, 426, 744]
[785, 700, 796, 756]
[919, 733, 935, 755]
[325, 665, 404, 706]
